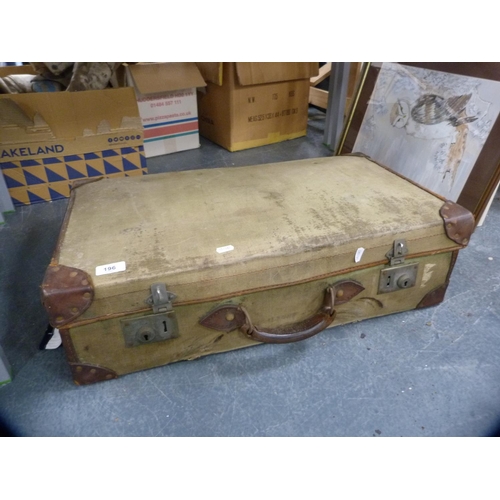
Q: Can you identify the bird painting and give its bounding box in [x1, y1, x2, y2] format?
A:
[390, 93, 477, 130]
[352, 62, 500, 202]
[389, 93, 478, 184]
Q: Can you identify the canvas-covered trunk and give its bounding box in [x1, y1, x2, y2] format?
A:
[41, 155, 474, 384]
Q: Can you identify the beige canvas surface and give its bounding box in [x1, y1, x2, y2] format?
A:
[57, 155, 457, 323]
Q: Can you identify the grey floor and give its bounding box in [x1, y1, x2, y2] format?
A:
[1, 108, 499, 437]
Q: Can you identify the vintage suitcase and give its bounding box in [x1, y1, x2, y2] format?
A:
[41, 154, 474, 385]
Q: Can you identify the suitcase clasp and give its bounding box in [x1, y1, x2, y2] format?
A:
[379, 239, 419, 294]
[145, 283, 177, 313]
[386, 239, 408, 266]
[120, 284, 179, 348]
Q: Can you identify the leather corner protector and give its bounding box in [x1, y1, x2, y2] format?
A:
[41, 264, 94, 328]
[69, 363, 118, 385]
[440, 200, 475, 246]
[416, 284, 448, 309]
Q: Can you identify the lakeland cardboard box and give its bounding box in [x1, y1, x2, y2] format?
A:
[0, 67, 146, 206]
[195, 62, 319, 152]
[125, 63, 206, 158]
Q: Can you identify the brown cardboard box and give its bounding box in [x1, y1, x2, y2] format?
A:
[196, 63, 319, 152]
[0, 66, 146, 206]
[125, 63, 206, 158]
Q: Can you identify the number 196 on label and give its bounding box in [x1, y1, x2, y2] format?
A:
[96, 261, 127, 276]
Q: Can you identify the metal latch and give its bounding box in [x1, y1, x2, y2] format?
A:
[145, 283, 177, 313]
[378, 239, 419, 294]
[386, 239, 408, 266]
[121, 283, 179, 348]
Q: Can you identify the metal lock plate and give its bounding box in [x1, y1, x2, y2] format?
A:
[121, 283, 179, 348]
[121, 311, 179, 347]
[378, 262, 419, 294]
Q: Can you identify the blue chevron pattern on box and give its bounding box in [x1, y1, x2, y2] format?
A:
[20, 160, 41, 167]
[2, 146, 147, 206]
[102, 149, 120, 158]
[27, 190, 47, 204]
[66, 165, 87, 180]
[43, 157, 63, 165]
[84, 152, 101, 160]
[48, 187, 67, 201]
[45, 167, 67, 183]
[24, 170, 46, 185]
[86, 164, 104, 177]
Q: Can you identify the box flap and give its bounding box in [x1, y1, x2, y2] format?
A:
[0, 98, 35, 128]
[195, 63, 223, 86]
[235, 63, 319, 86]
[128, 62, 206, 95]
[0, 98, 55, 143]
[0, 65, 36, 78]
[0, 87, 141, 144]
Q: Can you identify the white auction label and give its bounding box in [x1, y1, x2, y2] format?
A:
[95, 261, 126, 276]
[216, 245, 234, 254]
[354, 247, 365, 263]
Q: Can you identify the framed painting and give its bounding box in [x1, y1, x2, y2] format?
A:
[337, 63, 500, 224]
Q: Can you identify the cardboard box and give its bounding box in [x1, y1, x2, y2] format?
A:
[0, 66, 146, 206]
[126, 63, 206, 157]
[195, 62, 319, 152]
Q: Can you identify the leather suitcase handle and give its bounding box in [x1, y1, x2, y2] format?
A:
[199, 280, 365, 344]
[239, 287, 336, 344]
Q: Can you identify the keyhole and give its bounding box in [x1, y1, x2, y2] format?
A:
[138, 328, 155, 343]
[397, 275, 411, 289]
[163, 321, 168, 332]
